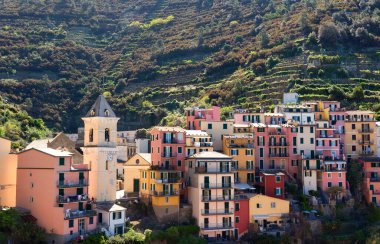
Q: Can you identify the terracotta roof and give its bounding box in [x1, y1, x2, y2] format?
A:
[19, 147, 72, 157]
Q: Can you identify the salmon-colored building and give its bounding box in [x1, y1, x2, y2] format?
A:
[360, 157, 380, 206]
[318, 159, 347, 196]
[16, 147, 96, 243]
[0, 137, 17, 207]
[185, 106, 220, 130]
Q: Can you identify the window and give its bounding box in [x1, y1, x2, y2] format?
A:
[89, 217, 94, 225]
[29, 197, 33, 203]
[89, 128, 94, 142]
[177, 133, 183, 141]
[310, 127, 314, 133]
[235, 216, 240, 223]
[106, 161, 109, 170]
[352, 135, 356, 140]
[328, 182, 332, 187]
[58, 204, 63, 208]
[275, 188, 282, 196]
[256, 203, 262, 208]
[352, 124, 356, 130]
[150, 184, 155, 191]
[105, 128, 110, 142]
[104, 109, 110, 117]
[310, 138, 314, 144]
[327, 173, 332, 178]
[293, 148, 297, 154]
[59, 157, 65, 166]
[223, 123, 228, 129]
[260, 148, 264, 157]
[208, 124, 212, 129]
[293, 137, 297, 146]
[178, 147, 183, 153]
[235, 203, 240, 211]
[271, 202, 276, 208]
[90, 109, 95, 116]
[300, 138, 304, 144]
[178, 160, 182, 167]
[276, 176, 281, 182]
[338, 173, 342, 178]
[69, 220, 74, 228]
[136, 159, 140, 165]
[231, 149, 238, 155]
[245, 149, 253, 155]
[166, 197, 169, 203]
[300, 127, 304, 133]
[352, 146, 356, 152]
[338, 182, 343, 187]
[165, 208, 169, 214]
[113, 212, 122, 220]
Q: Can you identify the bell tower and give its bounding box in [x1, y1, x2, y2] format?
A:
[82, 95, 119, 202]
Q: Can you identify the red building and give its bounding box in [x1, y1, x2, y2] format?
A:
[256, 170, 285, 199]
[234, 193, 250, 239]
[185, 106, 220, 130]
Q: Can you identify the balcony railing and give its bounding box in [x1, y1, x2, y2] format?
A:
[57, 194, 89, 203]
[333, 130, 345, 134]
[195, 166, 235, 173]
[268, 132, 287, 136]
[151, 165, 178, 171]
[358, 140, 374, 145]
[162, 139, 179, 144]
[201, 208, 234, 215]
[155, 178, 180, 183]
[228, 143, 254, 148]
[57, 180, 88, 188]
[200, 223, 234, 230]
[269, 153, 289, 158]
[360, 151, 375, 156]
[64, 209, 96, 220]
[150, 190, 179, 196]
[370, 177, 380, 182]
[358, 129, 374, 133]
[161, 153, 178, 158]
[345, 117, 375, 122]
[322, 167, 346, 172]
[193, 142, 213, 147]
[201, 195, 234, 202]
[269, 142, 289, 147]
[201, 183, 233, 189]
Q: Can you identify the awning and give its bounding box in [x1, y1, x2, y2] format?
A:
[234, 183, 255, 190]
[253, 214, 269, 219]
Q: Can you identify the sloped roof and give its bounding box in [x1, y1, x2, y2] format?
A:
[25, 139, 51, 149]
[85, 95, 117, 117]
[189, 151, 232, 159]
[96, 202, 126, 212]
[19, 147, 72, 157]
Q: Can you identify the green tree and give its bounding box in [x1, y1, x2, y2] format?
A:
[347, 160, 363, 199]
[318, 22, 341, 46]
[259, 30, 269, 48]
[351, 85, 364, 101]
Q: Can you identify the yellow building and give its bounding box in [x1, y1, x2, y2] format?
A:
[123, 153, 151, 193]
[345, 111, 377, 159]
[222, 135, 255, 184]
[200, 120, 234, 151]
[139, 166, 181, 222]
[249, 194, 289, 231]
[185, 130, 213, 157]
[0, 137, 17, 207]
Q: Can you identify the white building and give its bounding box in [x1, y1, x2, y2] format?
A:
[96, 202, 127, 236]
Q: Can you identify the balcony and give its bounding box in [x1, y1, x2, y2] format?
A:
[161, 153, 178, 158]
[322, 167, 346, 172]
[201, 183, 233, 189]
[345, 117, 375, 122]
[150, 190, 179, 196]
[358, 140, 374, 145]
[201, 195, 234, 202]
[57, 194, 89, 203]
[303, 166, 321, 171]
[317, 134, 339, 138]
[269, 153, 289, 158]
[228, 143, 254, 148]
[64, 209, 96, 220]
[155, 178, 180, 184]
[269, 142, 289, 147]
[372, 190, 380, 195]
[268, 132, 287, 136]
[193, 142, 213, 147]
[57, 180, 88, 188]
[370, 177, 380, 182]
[200, 223, 234, 230]
[360, 151, 375, 156]
[195, 166, 235, 174]
[162, 139, 179, 144]
[333, 130, 345, 134]
[201, 208, 234, 215]
[358, 129, 374, 133]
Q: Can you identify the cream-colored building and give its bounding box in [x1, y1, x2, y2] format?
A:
[0, 137, 17, 207]
[185, 130, 213, 157]
[82, 95, 119, 202]
[123, 153, 151, 193]
[345, 111, 377, 159]
[186, 151, 235, 241]
[200, 121, 234, 151]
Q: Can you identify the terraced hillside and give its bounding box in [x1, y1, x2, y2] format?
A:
[1, 0, 380, 132]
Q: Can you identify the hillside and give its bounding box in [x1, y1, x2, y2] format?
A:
[1, 0, 380, 132]
[0, 95, 51, 149]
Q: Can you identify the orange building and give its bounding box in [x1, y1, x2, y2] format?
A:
[16, 148, 96, 243]
[0, 137, 17, 207]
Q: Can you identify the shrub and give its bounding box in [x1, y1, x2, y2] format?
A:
[229, 20, 239, 27]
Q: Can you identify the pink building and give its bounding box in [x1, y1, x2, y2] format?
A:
[185, 106, 220, 130]
[319, 159, 347, 196]
[233, 110, 264, 124]
[17, 148, 96, 243]
[315, 121, 341, 160]
[360, 157, 380, 206]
